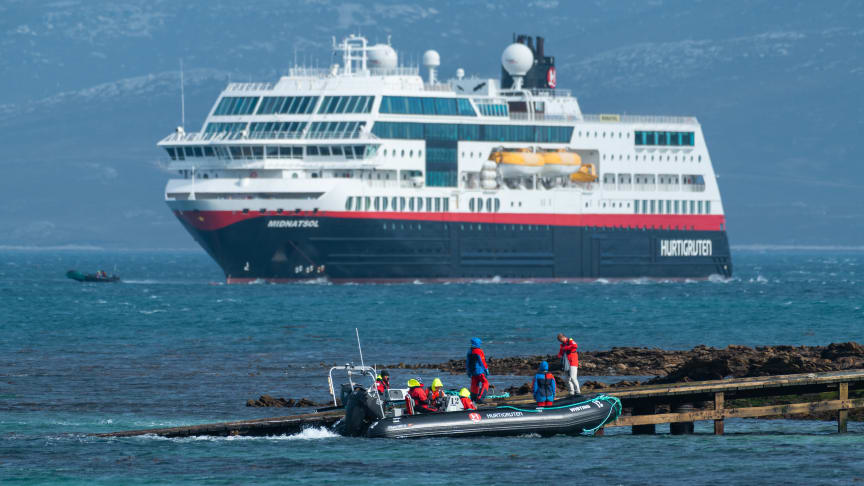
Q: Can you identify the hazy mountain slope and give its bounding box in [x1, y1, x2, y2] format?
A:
[0, 0, 861, 248]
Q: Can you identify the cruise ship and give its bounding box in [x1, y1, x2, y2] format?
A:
[158, 34, 732, 283]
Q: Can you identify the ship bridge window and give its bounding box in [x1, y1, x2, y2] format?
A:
[213, 96, 260, 116]
[205, 122, 248, 134]
[249, 121, 307, 139]
[379, 96, 476, 116]
[257, 96, 319, 115]
[318, 96, 374, 114]
[635, 130, 695, 147]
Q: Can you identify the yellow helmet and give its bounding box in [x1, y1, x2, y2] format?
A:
[431, 378, 444, 390]
[376, 374, 382, 380]
[459, 387, 470, 398]
[407, 378, 421, 388]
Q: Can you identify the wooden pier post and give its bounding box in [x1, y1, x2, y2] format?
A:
[631, 401, 656, 435]
[838, 382, 848, 434]
[714, 392, 725, 435]
[669, 401, 694, 435]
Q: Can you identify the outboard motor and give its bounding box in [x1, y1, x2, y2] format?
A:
[338, 386, 385, 437]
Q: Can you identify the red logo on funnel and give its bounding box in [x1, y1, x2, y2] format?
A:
[547, 66, 557, 89]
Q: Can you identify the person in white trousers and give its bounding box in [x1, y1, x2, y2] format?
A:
[557, 333, 580, 395]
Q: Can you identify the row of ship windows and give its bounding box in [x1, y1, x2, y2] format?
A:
[214, 95, 375, 116]
[476, 104, 509, 117]
[372, 122, 573, 143]
[214, 95, 504, 117]
[164, 144, 375, 160]
[468, 197, 502, 213]
[379, 96, 476, 116]
[377, 223, 549, 232]
[204, 121, 366, 139]
[633, 199, 711, 215]
[602, 153, 703, 163]
[346, 196, 450, 212]
[635, 131, 695, 146]
[601, 173, 706, 192]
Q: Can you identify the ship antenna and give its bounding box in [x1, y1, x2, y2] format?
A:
[355, 328, 365, 368]
[179, 59, 186, 128]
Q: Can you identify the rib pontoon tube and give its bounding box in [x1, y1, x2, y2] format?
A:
[340, 390, 621, 439]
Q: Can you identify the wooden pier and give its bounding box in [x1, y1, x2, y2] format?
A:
[95, 370, 864, 439]
[600, 369, 864, 435]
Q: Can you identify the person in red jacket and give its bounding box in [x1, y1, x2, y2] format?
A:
[466, 337, 490, 403]
[405, 378, 437, 414]
[375, 370, 390, 395]
[459, 387, 476, 410]
[557, 333, 580, 395]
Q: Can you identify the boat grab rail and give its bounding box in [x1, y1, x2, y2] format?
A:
[327, 364, 386, 417]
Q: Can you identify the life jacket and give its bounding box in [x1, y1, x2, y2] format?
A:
[466, 347, 489, 377]
[406, 386, 434, 414]
[558, 339, 579, 367]
[429, 388, 443, 401]
[460, 396, 476, 410]
[376, 378, 389, 394]
[533, 372, 555, 402]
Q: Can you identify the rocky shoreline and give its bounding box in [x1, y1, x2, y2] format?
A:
[250, 343, 864, 421]
[387, 342, 864, 383]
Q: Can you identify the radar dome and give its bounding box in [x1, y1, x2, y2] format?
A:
[501, 43, 534, 76]
[422, 50, 441, 68]
[367, 44, 398, 69]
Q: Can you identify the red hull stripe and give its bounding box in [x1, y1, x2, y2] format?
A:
[176, 210, 726, 232]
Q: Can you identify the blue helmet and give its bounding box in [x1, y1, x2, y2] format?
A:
[539, 361, 549, 372]
[470, 337, 482, 348]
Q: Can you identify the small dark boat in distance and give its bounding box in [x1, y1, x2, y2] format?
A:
[66, 270, 120, 283]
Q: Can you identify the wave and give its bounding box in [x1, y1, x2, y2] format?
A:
[0, 244, 105, 251]
[0, 245, 204, 252]
[134, 427, 339, 442]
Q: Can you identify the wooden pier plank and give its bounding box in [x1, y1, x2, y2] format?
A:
[838, 382, 849, 433]
[714, 392, 724, 435]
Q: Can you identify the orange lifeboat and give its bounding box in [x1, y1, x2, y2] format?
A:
[569, 164, 598, 182]
[540, 149, 581, 177]
[488, 147, 544, 178]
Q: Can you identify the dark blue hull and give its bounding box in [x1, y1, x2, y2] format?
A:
[176, 213, 732, 282]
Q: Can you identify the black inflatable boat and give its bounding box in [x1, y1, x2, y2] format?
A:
[338, 386, 622, 439]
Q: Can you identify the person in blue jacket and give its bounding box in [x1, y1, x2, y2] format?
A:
[466, 337, 490, 403]
[532, 361, 556, 407]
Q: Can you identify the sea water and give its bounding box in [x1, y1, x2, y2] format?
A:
[1, 249, 863, 484]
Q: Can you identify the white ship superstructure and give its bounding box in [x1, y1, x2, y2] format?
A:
[158, 34, 731, 282]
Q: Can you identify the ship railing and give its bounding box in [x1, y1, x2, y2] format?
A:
[499, 88, 573, 98]
[160, 130, 379, 144]
[423, 82, 455, 92]
[306, 130, 377, 140]
[583, 114, 699, 125]
[288, 66, 420, 78]
[508, 112, 582, 122]
[226, 82, 275, 92]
